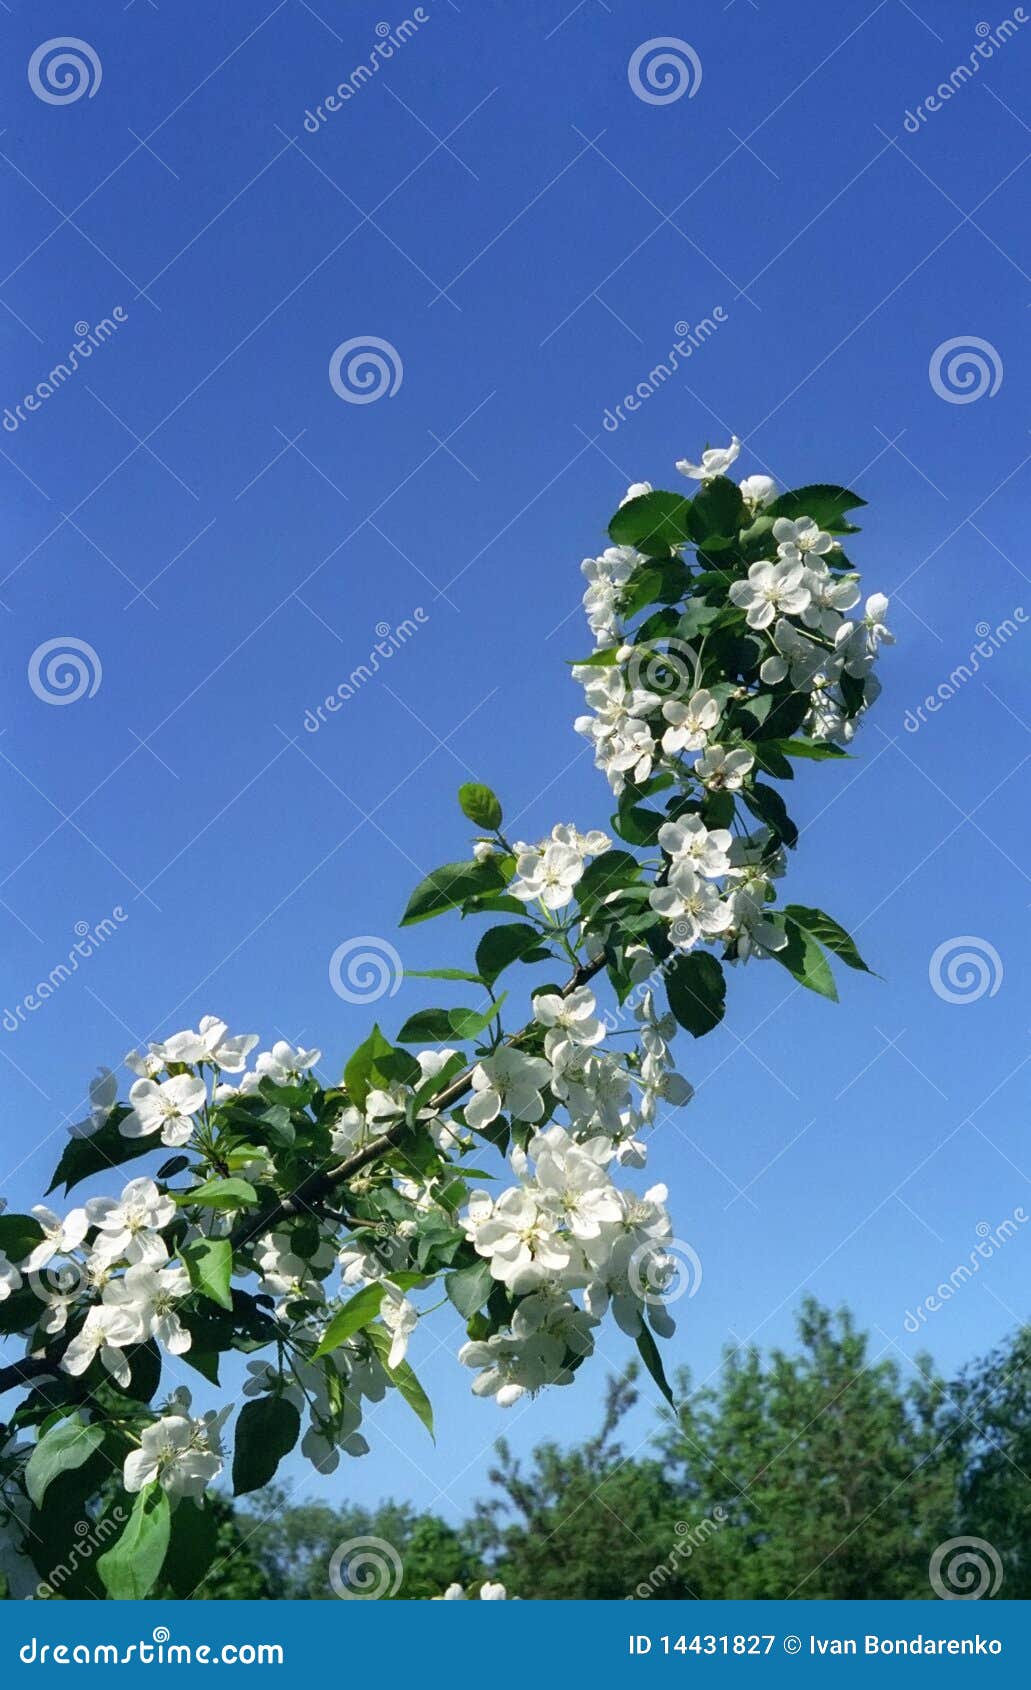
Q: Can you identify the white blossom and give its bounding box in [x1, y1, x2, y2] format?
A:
[676, 436, 741, 481]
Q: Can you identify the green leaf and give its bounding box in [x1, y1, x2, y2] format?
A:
[743, 782, 799, 849]
[160, 1497, 219, 1599]
[608, 489, 692, 555]
[621, 559, 694, 617]
[401, 857, 507, 926]
[25, 1415, 106, 1509]
[576, 849, 641, 909]
[0, 1213, 45, 1264]
[314, 1283, 386, 1358]
[179, 1176, 257, 1212]
[636, 1324, 676, 1409]
[751, 742, 794, 781]
[406, 966, 484, 984]
[687, 475, 746, 543]
[445, 1259, 493, 1318]
[612, 805, 665, 846]
[458, 782, 502, 830]
[764, 483, 866, 535]
[97, 1483, 171, 1600]
[768, 737, 848, 761]
[343, 1024, 420, 1110]
[366, 1324, 434, 1439]
[666, 952, 727, 1038]
[782, 905, 873, 974]
[398, 996, 504, 1044]
[46, 1110, 151, 1196]
[475, 923, 548, 985]
[232, 1396, 301, 1496]
[182, 1237, 234, 1310]
[772, 918, 839, 1001]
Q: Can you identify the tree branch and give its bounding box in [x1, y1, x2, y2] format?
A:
[232, 950, 608, 1247]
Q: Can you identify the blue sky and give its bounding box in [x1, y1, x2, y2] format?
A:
[2, 0, 1030, 1524]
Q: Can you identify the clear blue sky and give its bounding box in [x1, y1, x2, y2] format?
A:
[2, 0, 1029, 1524]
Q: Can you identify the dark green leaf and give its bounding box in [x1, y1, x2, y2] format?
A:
[46, 1110, 150, 1196]
[0, 1213, 44, 1263]
[366, 1324, 434, 1439]
[636, 1324, 676, 1409]
[666, 952, 727, 1038]
[764, 483, 866, 535]
[401, 858, 507, 926]
[608, 490, 692, 555]
[397, 997, 504, 1044]
[232, 1397, 301, 1496]
[771, 919, 838, 1001]
[445, 1259, 494, 1319]
[161, 1497, 218, 1599]
[782, 905, 872, 973]
[743, 782, 799, 849]
[475, 923, 549, 985]
[687, 475, 746, 543]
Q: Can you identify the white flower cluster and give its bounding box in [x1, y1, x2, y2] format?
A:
[574, 442, 892, 792]
[511, 823, 611, 912]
